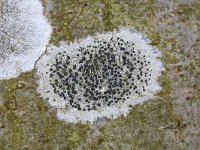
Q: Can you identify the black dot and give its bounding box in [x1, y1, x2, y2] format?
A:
[73, 65, 76, 70]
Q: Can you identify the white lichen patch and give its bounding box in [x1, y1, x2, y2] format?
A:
[0, 0, 52, 79]
[35, 27, 163, 124]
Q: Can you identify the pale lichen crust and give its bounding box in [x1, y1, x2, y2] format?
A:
[35, 27, 163, 124]
[0, 0, 52, 80]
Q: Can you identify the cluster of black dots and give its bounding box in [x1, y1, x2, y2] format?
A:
[46, 37, 152, 111]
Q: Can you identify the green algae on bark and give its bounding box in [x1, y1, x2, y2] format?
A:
[0, 71, 90, 149]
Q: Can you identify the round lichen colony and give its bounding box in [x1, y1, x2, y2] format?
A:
[36, 28, 163, 123]
[48, 39, 151, 111]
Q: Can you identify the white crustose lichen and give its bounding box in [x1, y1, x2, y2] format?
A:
[35, 27, 163, 124]
[0, 0, 52, 79]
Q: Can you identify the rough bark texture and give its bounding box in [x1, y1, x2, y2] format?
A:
[0, 0, 200, 149]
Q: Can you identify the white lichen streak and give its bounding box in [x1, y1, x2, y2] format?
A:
[0, 0, 52, 79]
[35, 27, 164, 124]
